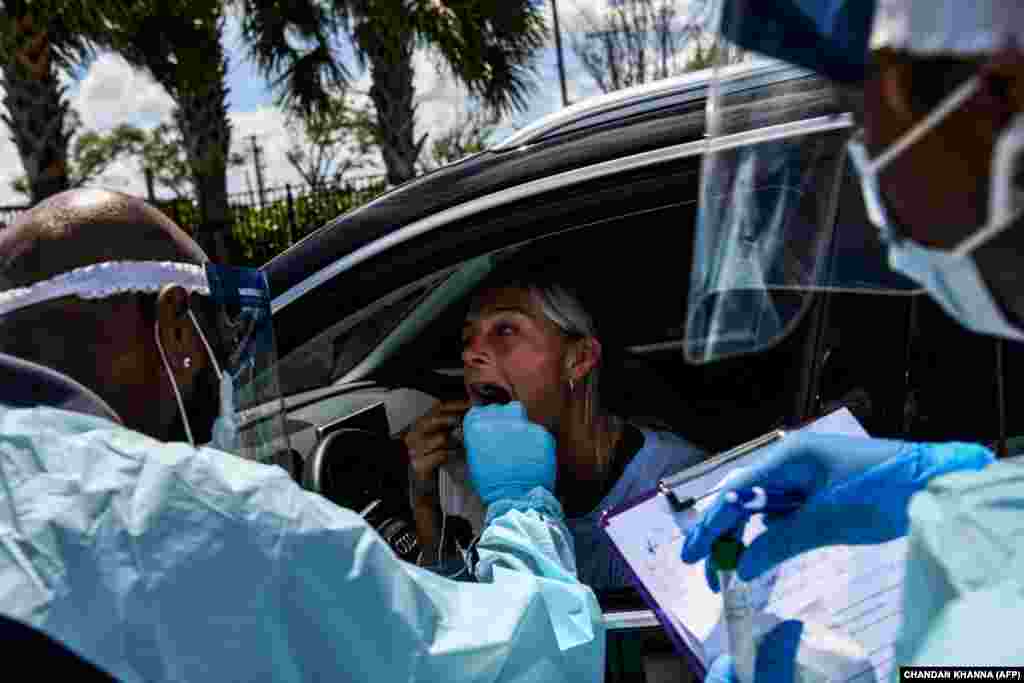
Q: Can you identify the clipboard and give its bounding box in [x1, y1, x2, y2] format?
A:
[599, 408, 905, 683]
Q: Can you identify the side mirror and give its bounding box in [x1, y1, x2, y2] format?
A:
[304, 428, 421, 563]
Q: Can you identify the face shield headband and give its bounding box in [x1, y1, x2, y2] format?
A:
[0, 260, 289, 462]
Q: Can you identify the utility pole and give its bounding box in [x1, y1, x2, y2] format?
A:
[245, 170, 257, 207]
[551, 0, 570, 108]
[249, 135, 267, 207]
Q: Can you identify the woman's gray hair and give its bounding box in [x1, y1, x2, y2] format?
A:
[530, 282, 601, 424]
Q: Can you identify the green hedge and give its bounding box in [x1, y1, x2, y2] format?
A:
[159, 181, 388, 267]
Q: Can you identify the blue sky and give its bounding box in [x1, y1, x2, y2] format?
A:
[0, 1, 611, 206]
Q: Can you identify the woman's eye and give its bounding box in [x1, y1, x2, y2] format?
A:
[495, 322, 515, 336]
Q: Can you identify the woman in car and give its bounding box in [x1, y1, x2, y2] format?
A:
[404, 258, 707, 589]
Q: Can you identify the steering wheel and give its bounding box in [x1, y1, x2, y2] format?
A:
[305, 428, 421, 563]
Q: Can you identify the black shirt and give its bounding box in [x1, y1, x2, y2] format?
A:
[559, 422, 644, 518]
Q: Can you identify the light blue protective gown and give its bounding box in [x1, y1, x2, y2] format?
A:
[898, 456, 1024, 667]
[0, 403, 605, 682]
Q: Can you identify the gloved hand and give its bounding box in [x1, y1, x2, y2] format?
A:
[706, 654, 742, 683]
[705, 619, 804, 683]
[462, 401, 557, 506]
[682, 431, 994, 590]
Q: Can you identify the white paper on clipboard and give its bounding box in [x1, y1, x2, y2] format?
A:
[601, 408, 906, 682]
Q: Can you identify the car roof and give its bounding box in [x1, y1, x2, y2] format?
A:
[263, 60, 820, 307]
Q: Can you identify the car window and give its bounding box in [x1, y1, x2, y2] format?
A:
[275, 277, 443, 397]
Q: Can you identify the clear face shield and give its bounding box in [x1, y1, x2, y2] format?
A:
[682, 0, 920, 364]
[199, 264, 290, 463]
[0, 261, 290, 464]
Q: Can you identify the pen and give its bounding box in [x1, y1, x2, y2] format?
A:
[661, 484, 805, 514]
[724, 486, 805, 514]
[660, 429, 788, 512]
[660, 482, 725, 511]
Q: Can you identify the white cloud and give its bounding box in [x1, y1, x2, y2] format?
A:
[226, 105, 385, 199]
[559, 0, 706, 32]
[412, 49, 475, 149]
[0, 126, 25, 207]
[558, 0, 608, 31]
[85, 155, 149, 198]
[228, 106, 301, 196]
[7, 51, 179, 203]
[72, 52, 175, 132]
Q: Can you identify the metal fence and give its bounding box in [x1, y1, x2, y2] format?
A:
[228, 174, 385, 210]
[0, 175, 388, 267]
[225, 175, 388, 266]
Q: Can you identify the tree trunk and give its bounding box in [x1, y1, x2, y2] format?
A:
[362, 13, 421, 187]
[173, 40, 232, 263]
[0, 16, 73, 204]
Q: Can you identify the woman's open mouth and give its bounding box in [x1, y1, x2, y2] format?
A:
[468, 382, 512, 406]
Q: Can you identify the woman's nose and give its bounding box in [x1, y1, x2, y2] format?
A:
[462, 334, 492, 366]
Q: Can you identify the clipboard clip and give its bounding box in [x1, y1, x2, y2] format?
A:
[657, 428, 787, 512]
[658, 480, 693, 512]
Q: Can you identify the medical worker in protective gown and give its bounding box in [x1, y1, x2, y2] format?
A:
[678, 0, 1024, 677]
[0, 188, 604, 682]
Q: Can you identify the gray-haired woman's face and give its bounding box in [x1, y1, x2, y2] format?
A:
[462, 286, 574, 432]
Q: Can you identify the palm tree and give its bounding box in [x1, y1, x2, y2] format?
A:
[0, 1, 104, 203]
[102, 1, 234, 262]
[240, 0, 547, 186]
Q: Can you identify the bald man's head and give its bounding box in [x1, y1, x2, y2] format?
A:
[0, 189, 217, 441]
[0, 188, 206, 288]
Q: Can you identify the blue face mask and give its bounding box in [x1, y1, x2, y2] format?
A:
[847, 75, 1024, 341]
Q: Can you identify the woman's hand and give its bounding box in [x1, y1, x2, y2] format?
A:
[402, 399, 471, 504]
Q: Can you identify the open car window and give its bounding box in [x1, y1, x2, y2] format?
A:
[275, 273, 449, 397]
[363, 198, 824, 452]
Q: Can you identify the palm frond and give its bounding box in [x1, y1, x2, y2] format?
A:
[240, 0, 351, 115]
[414, 0, 546, 116]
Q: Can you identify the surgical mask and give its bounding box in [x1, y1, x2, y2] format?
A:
[847, 74, 1024, 340]
[154, 306, 239, 453]
[210, 367, 240, 454]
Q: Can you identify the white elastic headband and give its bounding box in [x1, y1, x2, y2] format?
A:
[0, 261, 209, 316]
[870, 0, 1024, 56]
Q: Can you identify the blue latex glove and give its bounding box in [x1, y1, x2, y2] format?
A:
[682, 432, 994, 591]
[705, 654, 740, 683]
[463, 401, 557, 506]
[705, 620, 804, 683]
